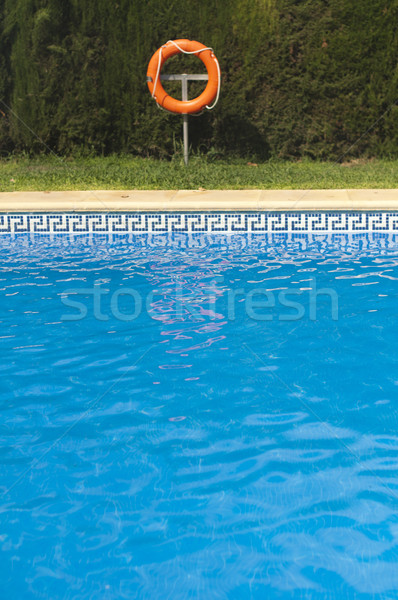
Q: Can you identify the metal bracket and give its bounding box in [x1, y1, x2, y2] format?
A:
[160, 74, 209, 82]
[160, 74, 209, 165]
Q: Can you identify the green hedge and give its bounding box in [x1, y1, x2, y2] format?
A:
[0, 0, 397, 159]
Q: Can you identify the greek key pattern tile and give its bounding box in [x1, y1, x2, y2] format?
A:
[1, 212, 398, 234]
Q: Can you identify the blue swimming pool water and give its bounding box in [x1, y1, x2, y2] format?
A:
[1, 232, 398, 600]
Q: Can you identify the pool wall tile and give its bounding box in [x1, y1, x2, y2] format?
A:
[1, 212, 398, 234]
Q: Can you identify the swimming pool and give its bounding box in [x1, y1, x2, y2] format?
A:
[1, 213, 398, 599]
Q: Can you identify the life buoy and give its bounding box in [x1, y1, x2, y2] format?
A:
[147, 39, 220, 115]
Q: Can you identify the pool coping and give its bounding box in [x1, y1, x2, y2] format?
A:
[0, 189, 398, 212]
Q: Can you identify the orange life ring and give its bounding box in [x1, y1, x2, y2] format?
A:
[147, 39, 220, 115]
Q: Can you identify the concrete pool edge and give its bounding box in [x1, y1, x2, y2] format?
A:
[0, 189, 398, 212]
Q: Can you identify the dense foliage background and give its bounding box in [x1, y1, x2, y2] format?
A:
[0, 0, 397, 160]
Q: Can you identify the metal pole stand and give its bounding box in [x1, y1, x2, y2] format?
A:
[160, 73, 208, 166]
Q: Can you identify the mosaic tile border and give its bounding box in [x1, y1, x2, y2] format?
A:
[2, 212, 398, 234]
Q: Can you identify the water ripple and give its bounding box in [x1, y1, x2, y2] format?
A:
[1, 233, 398, 599]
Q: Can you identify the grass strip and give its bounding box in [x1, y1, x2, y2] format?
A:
[0, 155, 397, 192]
